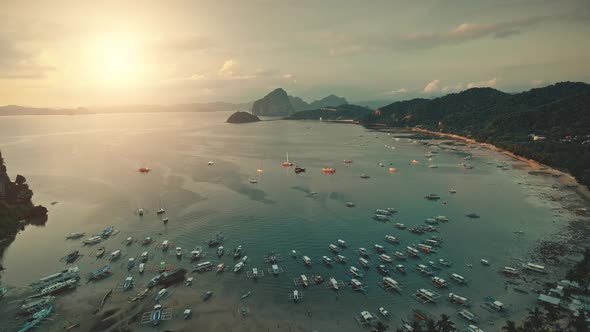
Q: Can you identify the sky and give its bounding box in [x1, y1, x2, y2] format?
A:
[1, 0, 589, 107]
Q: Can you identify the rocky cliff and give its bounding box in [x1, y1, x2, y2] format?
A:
[0, 151, 47, 257]
[251, 88, 295, 116]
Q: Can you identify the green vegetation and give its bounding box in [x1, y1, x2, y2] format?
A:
[362, 82, 590, 188]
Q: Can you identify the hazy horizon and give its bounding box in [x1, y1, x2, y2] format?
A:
[1, 0, 589, 108]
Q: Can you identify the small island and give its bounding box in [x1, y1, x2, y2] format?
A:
[226, 111, 260, 124]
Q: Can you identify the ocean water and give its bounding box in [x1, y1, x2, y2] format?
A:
[0, 112, 576, 331]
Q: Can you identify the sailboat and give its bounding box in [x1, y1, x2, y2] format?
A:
[282, 153, 293, 167]
[157, 196, 165, 214]
[256, 160, 264, 174]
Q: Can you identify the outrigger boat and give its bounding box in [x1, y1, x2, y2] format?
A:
[336, 254, 347, 263]
[233, 261, 244, 272]
[396, 264, 406, 274]
[350, 266, 363, 278]
[329, 244, 339, 252]
[395, 223, 406, 229]
[438, 258, 452, 267]
[216, 262, 225, 273]
[123, 276, 134, 291]
[96, 247, 106, 258]
[20, 296, 55, 314]
[17, 304, 53, 332]
[139, 263, 145, 273]
[450, 273, 467, 284]
[140, 237, 153, 245]
[329, 277, 339, 290]
[190, 248, 203, 261]
[380, 254, 393, 263]
[150, 304, 163, 326]
[337, 239, 347, 247]
[291, 250, 297, 257]
[322, 256, 333, 266]
[140, 251, 149, 262]
[385, 235, 399, 244]
[32, 267, 80, 289]
[299, 275, 309, 287]
[431, 276, 448, 288]
[176, 247, 182, 258]
[83, 236, 102, 245]
[65, 232, 85, 239]
[110, 250, 121, 261]
[127, 258, 136, 269]
[87, 264, 111, 281]
[358, 248, 369, 257]
[31, 278, 77, 298]
[303, 256, 312, 266]
[406, 246, 419, 257]
[217, 246, 224, 257]
[100, 226, 114, 238]
[394, 251, 406, 260]
[373, 214, 389, 221]
[359, 257, 370, 268]
[125, 237, 133, 245]
[233, 245, 243, 258]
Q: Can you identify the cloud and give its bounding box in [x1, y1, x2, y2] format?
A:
[441, 83, 464, 93]
[282, 73, 295, 80]
[423, 80, 441, 93]
[219, 59, 238, 76]
[531, 79, 544, 86]
[467, 78, 498, 88]
[385, 88, 407, 95]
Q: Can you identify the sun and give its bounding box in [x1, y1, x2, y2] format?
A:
[87, 32, 143, 85]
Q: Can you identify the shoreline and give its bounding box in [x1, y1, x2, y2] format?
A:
[407, 127, 590, 202]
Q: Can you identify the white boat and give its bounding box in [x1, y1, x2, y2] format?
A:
[291, 290, 300, 302]
[252, 268, 260, 278]
[380, 254, 393, 263]
[448, 292, 468, 305]
[450, 273, 466, 284]
[481, 259, 490, 266]
[329, 277, 339, 290]
[208, 161, 214, 165]
[161, 240, 169, 249]
[249, 178, 258, 184]
[379, 307, 390, 319]
[183, 308, 192, 319]
[31, 267, 80, 289]
[406, 246, 419, 257]
[395, 223, 406, 229]
[125, 237, 133, 245]
[394, 251, 405, 260]
[303, 256, 312, 266]
[435, 215, 449, 222]
[291, 250, 297, 257]
[322, 256, 333, 265]
[157, 197, 165, 214]
[373, 214, 389, 221]
[385, 235, 398, 243]
[190, 249, 202, 261]
[449, 189, 457, 194]
[110, 250, 121, 260]
[432, 276, 448, 287]
[300, 275, 309, 287]
[155, 288, 168, 301]
[467, 325, 484, 332]
[162, 216, 169, 223]
[141, 251, 149, 262]
[329, 244, 338, 252]
[386, 208, 397, 214]
[139, 263, 145, 273]
[374, 244, 385, 252]
[438, 258, 451, 266]
[195, 261, 212, 272]
[233, 262, 244, 272]
[501, 266, 519, 276]
[271, 264, 280, 275]
[82, 236, 103, 245]
[375, 209, 391, 215]
[524, 263, 545, 273]
[350, 266, 363, 278]
[186, 277, 194, 286]
[138, 208, 144, 216]
[217, 246, 224, 257]
[337, 239, 347, 247]
[359, 257, 370, 267]
[350, 278, 363, 290]
[65, 232, 85, 239]
[241, 255, 248, 262]
[176, 247, 182, 257]
[383, 276, 400, 289]
[36, 278, 77, 297]
[358, 248, 369, 257]
[336, 254, 347, 263]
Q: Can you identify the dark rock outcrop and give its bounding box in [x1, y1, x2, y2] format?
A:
[0, 150, 47, 256]
[251, 88, 295, 116]
[226, 111, 260, 124]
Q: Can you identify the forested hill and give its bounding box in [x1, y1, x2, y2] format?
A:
[364, 82, 590, 188]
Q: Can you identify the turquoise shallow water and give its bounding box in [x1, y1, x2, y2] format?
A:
[0, 112, 575, 331]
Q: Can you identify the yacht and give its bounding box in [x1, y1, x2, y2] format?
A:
[337, 239, 347, 247]
[303, 256, 312, 266]
[186, 277, 194, 286]
[322, 256, 333, 266]
[194, 261, 212, 272]
[345, 201, 355, 207]
[176, 247, 182, 258]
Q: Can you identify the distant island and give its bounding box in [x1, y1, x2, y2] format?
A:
[251, 88, 348, 116]
[0, 151, 47, 258]
[226, 111, 260, 123]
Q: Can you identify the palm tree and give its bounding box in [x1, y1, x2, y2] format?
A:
[435, 314, 455, 332]
[425, 319, 436, 332]
[568, 310, 589, 332]
[411, 320, 424, 332]
[502, 320, 519, 332]
[525, 307, 546, 331]
[374, 321, 389, 332]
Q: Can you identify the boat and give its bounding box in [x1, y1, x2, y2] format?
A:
[395, 223, 406, 229]
[448, 292, 468, 305]
[450, 273, 467, 284]
[110, 250, 121, 261]
[424, 193, 441, 200]
[406, 246, 419, 257]
[379, 307, 390, 319]
[337, 239, 347, 247]
[291, 289, 300, 301]
[194, 261, 212, 272]
[20, 296, 55, 314]
[161, 240, 169, 249]
[159, 261, 166, 273]
[359, 257, 370, 268]
[329, 244, 338, 252]
[186, 277, 194, 286]
[438, 258, 451, 267]
[350, 278, 364, 290]
[87, 265, 111, 281]
[183, 308, 192, 319]
[202, 290, 213, 301]
[294, 166, 306, 173]
[82, 236, 102, 245]
[125, 237, 133, 245]
[360, 173, 370, 179]
[374, 244, 385, 253]
[380, 254, 393, 263]
[139, 166, 151, 173]
[271, 264, 280, 275]
[377, 162, 385, 167]
[458, 309, 478, 323]
[190, 248, 202, 261]
[481, 259, 490, 266]
[176, 247, 182, 258]
[32, 278, 77, 297]
[282, 153, 293, 167]
[336, 254, 347, 263]
[217, 246, 224, 257]
[322, 256, 333, 265]
[140, 251, 149, 262]
[157, 197, 165, 214]
[208, 233, 224, 247]
[17, 304, 53, 332]
[300, 275, 309, 287]
[466, 325, 484, 332]
[313, 275, 324, 284]
[234, 261, 244, 272]
[385, 235, 398, 244]
[208, 161, 214, 165]
[394, 251, 405, 260]
[139, 263, 145, 273]
[373, 214, 389, 221]
[358, 248, 369, 257]
[159, 268, 187, 286]
[248, 178, 258, 184]
[252, 267, 260, 279]
[150, 304, 162, 326]
[465, 212, 480, 219]
[417, 264, 432, 275]
[329, 277, 339, 290]
[63, 250, 80, 264]
[216, 262, 225, 273]
[155, 288, 168, 301]
[376, 209, 391, 215]
[350, 266, 363, 278]
[65, 232, 85, 239]
[500, 266, 519, 276]
[345, 201, 355, 207]
[303, 256, 312, 266]
[383, 276, 400, 290]
[377, 264, 389, 275]
[148, 275, 162, 288]
[138, 208, 144, 216]
[127, 258, 135, 269]
[291, 250, 297, 257]
[241, 291, 252, 300]
[449, 189, 457, 194]
[396, 264, 406, 274]
[523, 262, 545, 273]
[432, 276, 448, 287]
[435, 215, 449, 222]
[343, 159, 353, 164]
[233, 245, 243, 258]
[123, 276, 133, 290]
[141, 237, 154, 245]
[425, 218, 438, 225]
[461, 163, 474, 169]
[32, 267, 80, 289]
[322, 167, 336, 173]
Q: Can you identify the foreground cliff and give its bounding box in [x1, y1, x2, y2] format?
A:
[0, 151, 47, 257]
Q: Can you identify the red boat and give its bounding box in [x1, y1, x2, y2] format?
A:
[322, 167, 336, 174]
[282, 153, 293, 167]
[343, 160, 352, 164]
[139, 167, 151, 173]
[294, 166, 306, 173]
